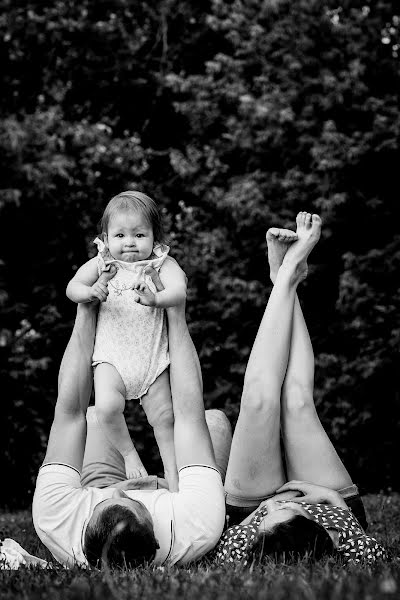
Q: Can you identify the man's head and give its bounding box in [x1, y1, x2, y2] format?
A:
[84, 489, 159, 569]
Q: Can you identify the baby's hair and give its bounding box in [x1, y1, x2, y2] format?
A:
[100, 190, 165, 243]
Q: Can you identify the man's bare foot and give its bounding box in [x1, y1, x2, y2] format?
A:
[266, 228, 298, 284]
[281, 212, 322, 282]
[124, 450, 148, 480]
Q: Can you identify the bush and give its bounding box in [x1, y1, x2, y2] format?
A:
[0, 0, 399, 506]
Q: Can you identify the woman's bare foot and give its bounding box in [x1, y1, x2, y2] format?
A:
[266, 228, 298, 284]
[280, 212, 322, 282]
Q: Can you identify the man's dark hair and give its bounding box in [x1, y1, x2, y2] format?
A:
[252, 515, 335, 561]
[84, 505, 159, 569]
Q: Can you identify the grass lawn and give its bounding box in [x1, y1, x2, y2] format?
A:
[1, 493, 399, 600]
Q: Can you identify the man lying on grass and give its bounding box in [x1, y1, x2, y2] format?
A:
[32, 266, 226, 569]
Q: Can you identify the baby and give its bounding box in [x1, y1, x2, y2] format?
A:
[66, 191, 187, 491]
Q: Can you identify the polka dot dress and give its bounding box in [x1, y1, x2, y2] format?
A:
[214, 505, 269, 566]
[302, 502, 387, 563]
[214, 502, 387, 566]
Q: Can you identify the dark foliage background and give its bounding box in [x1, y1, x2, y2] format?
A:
[0, 0, 399, 508]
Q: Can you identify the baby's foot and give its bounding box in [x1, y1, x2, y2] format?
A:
[124, 451, 148, 480]
[266, 228, 298, 283]
[281, 212, 322, 282]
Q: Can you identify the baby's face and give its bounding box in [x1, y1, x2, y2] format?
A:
[106, 209, 154, 262]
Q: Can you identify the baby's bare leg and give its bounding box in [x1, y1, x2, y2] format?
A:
[141, 370, 179, 492]
[94, 363, 147, 479]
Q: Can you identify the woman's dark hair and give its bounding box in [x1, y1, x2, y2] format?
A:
[252, 515, 335, 561]
[84, 505, 159, 569]
[100, 190, 165, 243]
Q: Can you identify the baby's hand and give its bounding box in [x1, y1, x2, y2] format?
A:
[133, 281, 157, 306]
[89, 266, 117, 303]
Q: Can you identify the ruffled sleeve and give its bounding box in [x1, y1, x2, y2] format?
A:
[93, 237, 112, 276]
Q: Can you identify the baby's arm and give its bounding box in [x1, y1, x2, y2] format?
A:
[66, 258, 111, 303]
[156, 257, 187, 308]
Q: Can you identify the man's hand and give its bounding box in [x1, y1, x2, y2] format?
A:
[88, 266, 117, 303]
[133, 266, 165, 306]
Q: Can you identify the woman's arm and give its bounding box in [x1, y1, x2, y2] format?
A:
[66, 257, 110, 303]
[238, 481, 347, 527]
[275, 480, 348, 507]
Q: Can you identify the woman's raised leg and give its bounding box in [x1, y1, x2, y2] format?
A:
[224, 213, 321, 502]
[281, 297, 352, 488]
[276, 217, 352, 488]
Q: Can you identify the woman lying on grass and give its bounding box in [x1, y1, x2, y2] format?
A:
[211, 212, 387, 565]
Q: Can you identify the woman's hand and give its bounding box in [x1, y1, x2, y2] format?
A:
[275, 480, 347, 507]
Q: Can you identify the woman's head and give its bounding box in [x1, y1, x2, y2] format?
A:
[253, 513, 335, 561]
[84, 491, 159, 569]
[100, 191, 164, 262]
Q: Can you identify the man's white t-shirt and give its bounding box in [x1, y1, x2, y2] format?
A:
[32, 463, 225, 568]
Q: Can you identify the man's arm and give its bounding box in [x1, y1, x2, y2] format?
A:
[42, 302, 97, 472]
[43, 270, 116, 472]
[167, 304, 217, 470]
[132, 265, 217, 469]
